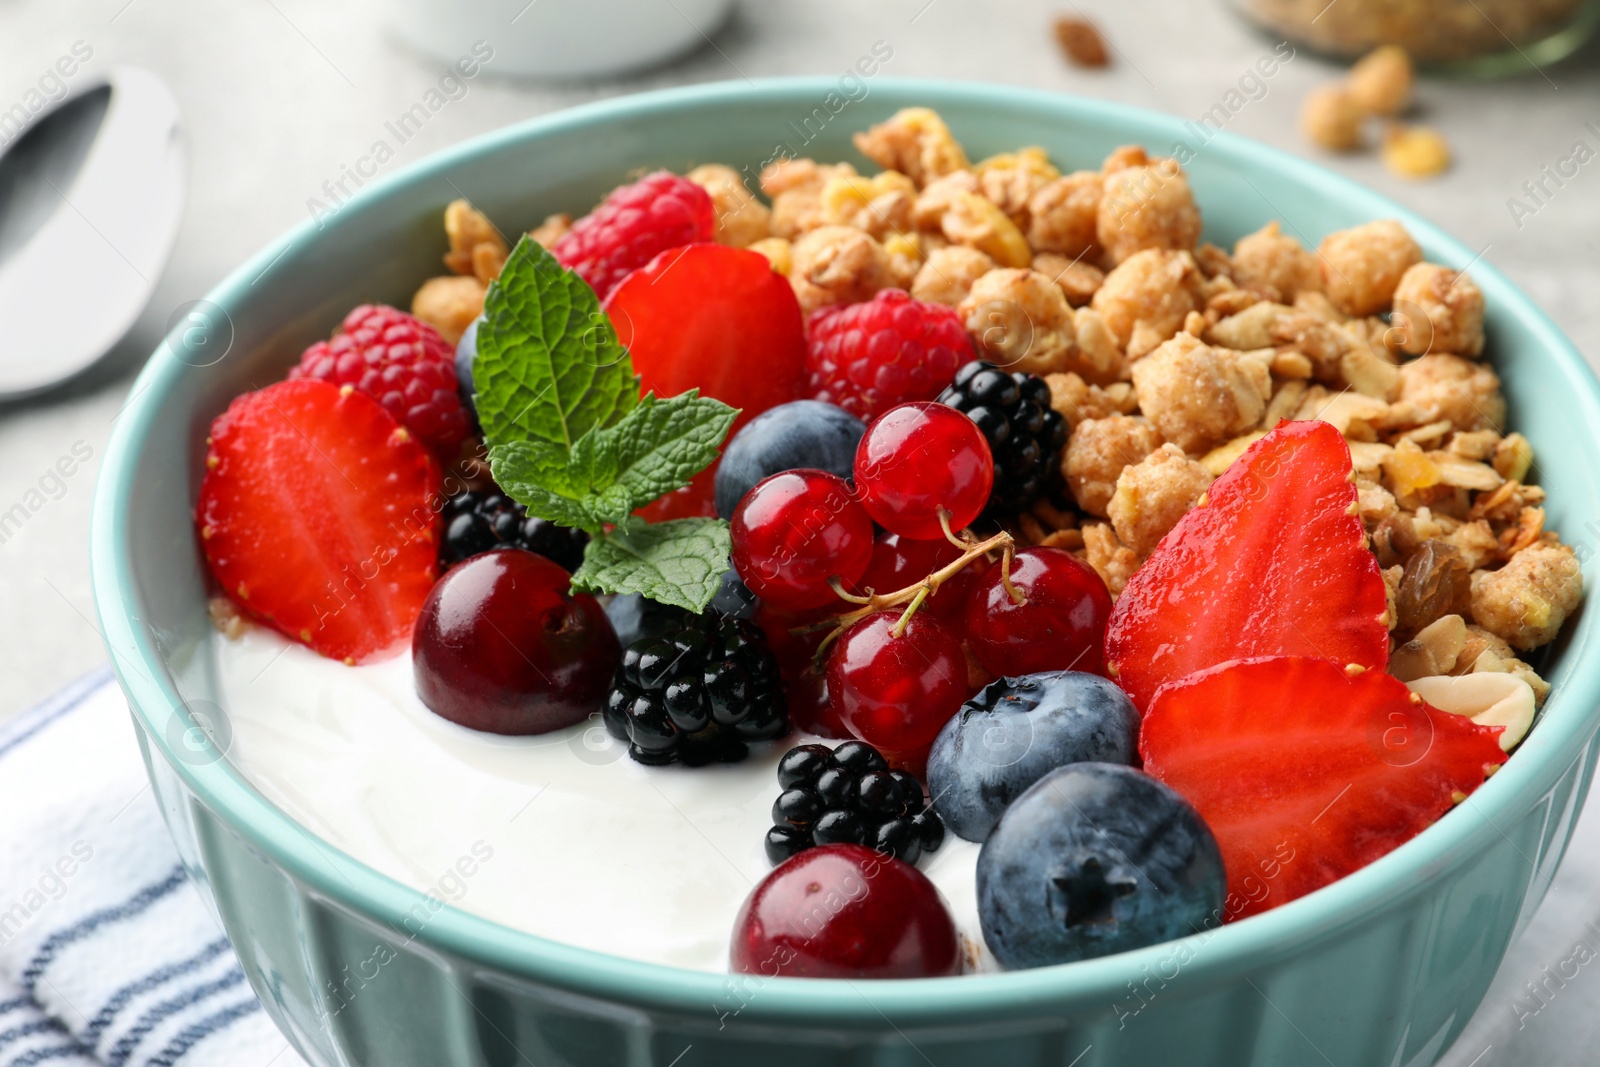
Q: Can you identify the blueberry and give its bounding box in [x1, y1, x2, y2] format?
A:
[714, 400, 866, 519]
[604, 594, 686, 649]
[455, 315, 484, 417]
[708, 567, 758, 619]
[928, 671, 1139, 843]
[977, 763, 1225, 969]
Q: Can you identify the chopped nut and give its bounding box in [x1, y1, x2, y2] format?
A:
[528, 212, 572, 248]
[1091, 249, 1204, 350]
[1108, 444, 1213, 557]
[1081, 522, 1139, 597]
[1271, 350, 1316, 380]
[1130, 334, 1271, 454]
[1470, 541, 1583, 650]
[852, 107, 970, 188]
[958, 268, 1078, 375]
[1033, 252, 1106, 307]
[689, 163, 771, 248]
[1097, 159, 1202, 264]
[748, 237, 793, 275]
[1348, 45, 1414, 116]
[443, 200, 509, 281]
[1393, 353, 1505, 432]
[975, 148, 1060, 226]
[1301, 84, 1366, 152]
[1231, 221, 1321, 302]
[1071, 307, 1126, 385]
[1026, 171, 1103, 258]
[1065, 415, 1164, 516]
[790, 225, 892, 308]
[1054, 15, 1111, 67]
[1406, 673, 1534, 751]
[1389, 613, 1469, 682]
[1383, 125, 1451, 180]
[470, 243, 506, 285]
[411, 275, 486, 345]
[1046, 373, 1138, 428]
[1318, 220, 1423, 317]
[1390, 262, 1485, 358]
[1207, 301, 1289, 351]
[911, 246, 994, 306]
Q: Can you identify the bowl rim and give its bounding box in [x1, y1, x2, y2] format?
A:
[91, 75, 1600, 1024]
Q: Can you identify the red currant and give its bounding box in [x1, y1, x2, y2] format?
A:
[965, 547, 1113, 677]
[857, 531, 990, 630]
[827, 610, 966, 753]
[731, 844, 960, 978]
[413, 550, 620, 734]
[731, 470, 875, 612]
[853, 402, 994, 540]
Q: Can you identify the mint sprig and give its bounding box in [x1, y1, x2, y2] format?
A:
[571, 518, 732, 613]
[475, 237, 739, 612]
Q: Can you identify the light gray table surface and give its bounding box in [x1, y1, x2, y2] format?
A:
[1, 1, 1597, 1063]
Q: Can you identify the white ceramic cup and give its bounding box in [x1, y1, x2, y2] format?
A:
[385, 0, 736, 80]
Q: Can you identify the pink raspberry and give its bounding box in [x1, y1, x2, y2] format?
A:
[289, 305, 470, 457]
[552, 171, 715, 299]
[804, 290, 975, 421]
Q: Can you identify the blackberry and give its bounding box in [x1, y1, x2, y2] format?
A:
[938, 361, 1067, 517]
[603, 608, 788, 767]
[764, 741, 946, 867]
[440, 490, 589, 572]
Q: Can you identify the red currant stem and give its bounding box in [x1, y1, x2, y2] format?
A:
[937, 508, 974, 551]
[999, 543, 1028, 606]
[802, 528, 1017, 665]
[891, 586, 930, 638]
[827, 577, 874, 606]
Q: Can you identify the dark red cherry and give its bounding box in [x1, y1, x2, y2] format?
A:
[965, 546, 1112, 677]
[413, 549, 619, 734]
[731, 843, 961, 979]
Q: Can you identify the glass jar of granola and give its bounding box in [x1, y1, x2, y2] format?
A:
[1229, 0, 1599, 72]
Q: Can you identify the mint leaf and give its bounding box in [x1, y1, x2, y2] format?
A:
[487, 439, 606, 533]
[581, 392, 738, 527]
[475, 237, 638, 452]
[572, 518, 732, 613]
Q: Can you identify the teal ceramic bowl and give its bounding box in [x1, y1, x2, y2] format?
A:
[91, 78, 1599, 1067]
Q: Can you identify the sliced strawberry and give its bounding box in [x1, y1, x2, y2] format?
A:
[1141, 655, 1506, 921]
[197, 379, 441, 663]
[1104, 420, 1390, 714]
[606, 243, 807, 519]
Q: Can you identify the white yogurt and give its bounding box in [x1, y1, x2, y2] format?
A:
[212, 626, 993, 973]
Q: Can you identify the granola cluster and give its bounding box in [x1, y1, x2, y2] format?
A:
[406, 106, 1579, 702]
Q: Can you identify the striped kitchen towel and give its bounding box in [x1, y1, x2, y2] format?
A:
[0, 669, 306, 1067]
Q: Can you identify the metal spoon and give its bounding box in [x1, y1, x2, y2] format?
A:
[0, 66, 184, 400]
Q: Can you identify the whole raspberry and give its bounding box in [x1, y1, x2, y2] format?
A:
[552, 171, 715, 299]
[804, 290, 974, 422]
[289, 305, 470, 457]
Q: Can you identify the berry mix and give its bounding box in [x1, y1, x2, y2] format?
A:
[197, 106, 1582, 979]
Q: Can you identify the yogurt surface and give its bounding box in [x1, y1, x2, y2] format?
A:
[213, 625, 991, 973]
